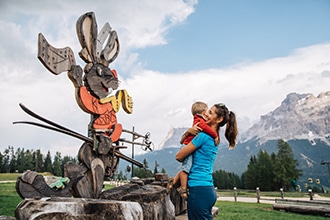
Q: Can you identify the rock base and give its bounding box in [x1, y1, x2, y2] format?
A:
[15, 182, 176, 220]
[15, 197, 143, 220]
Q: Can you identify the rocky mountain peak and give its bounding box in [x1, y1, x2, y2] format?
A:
[242, 91, 330, 145]
[157, 127, 186, 149]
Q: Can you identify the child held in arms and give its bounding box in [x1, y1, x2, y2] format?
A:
[168, 101, 219, 199]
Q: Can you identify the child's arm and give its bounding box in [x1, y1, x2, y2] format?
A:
[180, 124, 201, 144]
[197, 119, 219, 145]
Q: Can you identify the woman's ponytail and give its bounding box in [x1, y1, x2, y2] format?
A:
[225, 111, 238, 149]
[214, 104, 238, 149]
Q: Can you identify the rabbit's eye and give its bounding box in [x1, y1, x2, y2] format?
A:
[97, 67, 103, 76]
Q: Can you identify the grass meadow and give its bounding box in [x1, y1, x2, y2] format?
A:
[0, 173, 329, 219]
[214, 201, 329, 220]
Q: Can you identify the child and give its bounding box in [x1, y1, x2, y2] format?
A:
[168, 101, 219, 199]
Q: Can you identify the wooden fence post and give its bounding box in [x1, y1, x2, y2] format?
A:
[308, 189, 313, 200]
[256, 187, 260, 203]
[233, 187, 237, 202]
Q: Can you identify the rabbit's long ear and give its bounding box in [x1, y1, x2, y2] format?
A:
[76, 12, 98, 63]
[96, 23, 120, 66]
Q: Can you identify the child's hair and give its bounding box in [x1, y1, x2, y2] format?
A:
[191, 101, 208, 115]
[214, 103, 238, 149]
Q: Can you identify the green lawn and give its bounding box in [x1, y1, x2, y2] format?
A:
[0, 173, 21, 181]
[0, 182, 22, 217]
[214, 201, 329, 220]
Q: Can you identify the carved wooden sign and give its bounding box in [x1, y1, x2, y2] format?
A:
[15, 12, 152, 199]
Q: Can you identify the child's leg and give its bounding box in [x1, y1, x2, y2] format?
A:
[167, 170, 182, 192]
[179, 171, 188, 189]
[173, 170, 180, 186]
[178, 171, 188, 199]
[169, 170, 181, 189]
[178, 154, 192, 199]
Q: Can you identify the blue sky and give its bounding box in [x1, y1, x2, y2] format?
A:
[0, 0, 329, 157]
[137, 0, 330, 72]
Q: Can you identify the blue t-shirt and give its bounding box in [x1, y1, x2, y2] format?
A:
[188, 132, 218, 187]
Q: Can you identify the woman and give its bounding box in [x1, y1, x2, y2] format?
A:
[176, 103, 238, 219]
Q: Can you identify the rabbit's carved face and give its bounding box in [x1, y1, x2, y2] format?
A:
[84, 63, 119, 99]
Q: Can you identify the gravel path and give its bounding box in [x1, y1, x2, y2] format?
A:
[217, 194, 330, 204]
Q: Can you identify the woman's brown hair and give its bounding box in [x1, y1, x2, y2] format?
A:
[214, 103, 238, 149]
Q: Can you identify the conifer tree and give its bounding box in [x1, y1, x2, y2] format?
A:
[33, 149, 44, 172]
[273, 139, 301, 190]
[256, 150, 273, 191]
[24, 149, 34, 171]
[53, 152, 62, 176]
[242, 155, 258, 189]
[44, 151, 53, 173]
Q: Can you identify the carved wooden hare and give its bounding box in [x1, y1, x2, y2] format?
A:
[37, 12, 133, 198]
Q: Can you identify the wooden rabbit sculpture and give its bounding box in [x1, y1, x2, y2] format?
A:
[36, 12, 134, 198]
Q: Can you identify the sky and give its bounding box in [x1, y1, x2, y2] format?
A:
[0, 0, 330, 158]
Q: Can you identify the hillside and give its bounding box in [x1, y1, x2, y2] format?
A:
[119, 91, 330, 188]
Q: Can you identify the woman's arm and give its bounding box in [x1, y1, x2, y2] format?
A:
[176, 142, 197, 162]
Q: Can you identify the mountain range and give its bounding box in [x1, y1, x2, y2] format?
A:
[119, 91, 330, 189]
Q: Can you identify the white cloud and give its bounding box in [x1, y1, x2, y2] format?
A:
[115, 43, 330, 153]
[2, 43, 330, 156]
[0, 1, 197, 156]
